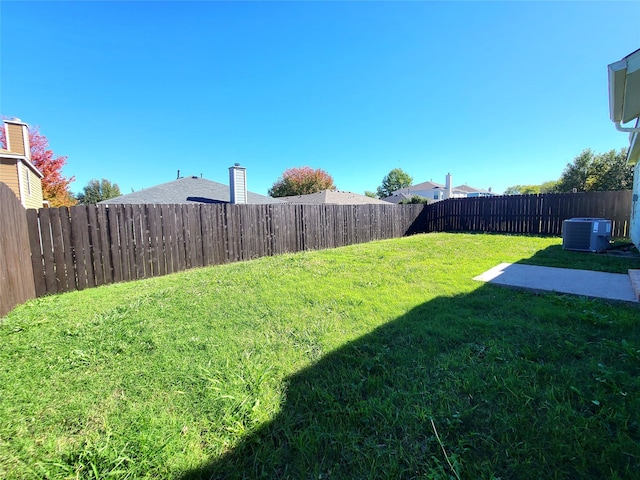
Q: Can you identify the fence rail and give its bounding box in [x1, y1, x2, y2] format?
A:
[0, 184, 633, 316]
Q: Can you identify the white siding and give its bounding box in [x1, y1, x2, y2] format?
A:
[631, 162, 640, 250]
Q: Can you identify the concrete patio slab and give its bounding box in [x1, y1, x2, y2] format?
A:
[629, 270, 640, 301]
[474, 263, 639, 304]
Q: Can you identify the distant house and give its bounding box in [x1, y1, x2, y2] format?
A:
[608, 48, 640, 251]
[0, 118, 44, 209]
[101, 165, 283, 206]
[278, 189, 391, 205]
[383, 173, 494, 204]
[454, 184, 496, 198]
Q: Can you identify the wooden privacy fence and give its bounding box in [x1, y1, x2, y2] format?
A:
[26, 203, 426, 297]
[0, 186, 633, 316]
[423, 190, 632, 238]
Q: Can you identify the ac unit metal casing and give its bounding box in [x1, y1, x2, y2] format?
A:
[562, 218, 611, 253]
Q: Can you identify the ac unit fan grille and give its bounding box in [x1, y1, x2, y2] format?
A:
[563, 223, 593, 250]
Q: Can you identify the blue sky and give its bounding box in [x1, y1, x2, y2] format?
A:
[1, 1, 639, 197]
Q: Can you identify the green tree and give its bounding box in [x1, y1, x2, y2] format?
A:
[556, 149, 594, 192]
[503, 181, 559, 195]
[268, 167, 335, 197]
[504, 184, 540, 195]
[540, 180, 560, 193]
[589, 149, 634, 191]
[376, 168, 413, 198]
[399, 194, 430, 204]
[364, 191, 377, 198]
[556, 148, 632, 192]
[76, 178, 121, 204]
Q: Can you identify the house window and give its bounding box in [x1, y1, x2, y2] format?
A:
[24, 166, 31, 195]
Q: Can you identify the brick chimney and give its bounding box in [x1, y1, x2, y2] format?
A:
[4, 118, 31, 160]
[229, 164, 247, 204]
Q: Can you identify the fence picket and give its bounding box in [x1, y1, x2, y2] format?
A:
[147, 204, 161, 276]
[97, 205, 114, 284]
[38, 209, 58, 293]
[87, 206, 105, 287]
[49, 208, 69, 291]
[160, 204, 175, 274]
[107, 205, 123, 283]
[119, 205, 134, 281]
[25, 208, 47, 297]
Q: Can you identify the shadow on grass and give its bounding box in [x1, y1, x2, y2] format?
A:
[181, 248, 640, 479]
[516, 242, 640, 273]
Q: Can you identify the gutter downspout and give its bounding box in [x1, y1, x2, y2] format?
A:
[615, 122, 640, 133]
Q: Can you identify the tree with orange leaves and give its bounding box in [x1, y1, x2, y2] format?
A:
[1, 122, 76, 207]
[268, 166, 335, 197]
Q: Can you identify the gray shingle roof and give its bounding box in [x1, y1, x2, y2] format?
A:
[393, 180, 446, 194]
[454, 184, 493, 194]
[381, 192, 415, 204]
[278, 190, 391, 205]
[99, 176, 284, 205]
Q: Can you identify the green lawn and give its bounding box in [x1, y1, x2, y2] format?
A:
[1, 233, 639, 479]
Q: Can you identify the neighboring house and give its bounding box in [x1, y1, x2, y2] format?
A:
[0, 118, 44, 209]
[608, 48, 640, 251]
[455, 184, 496, 198]
[383, 173, 494, 204]
[278, 189, 391, 205]
[382, 191, 430, 204]
[383, 180, 452, 204]
[100, 165, 283, 205]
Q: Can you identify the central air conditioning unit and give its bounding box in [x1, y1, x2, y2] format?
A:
[562, 218, 612, 253]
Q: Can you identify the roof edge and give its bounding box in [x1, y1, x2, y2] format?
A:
[0, 151, 43, 178]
